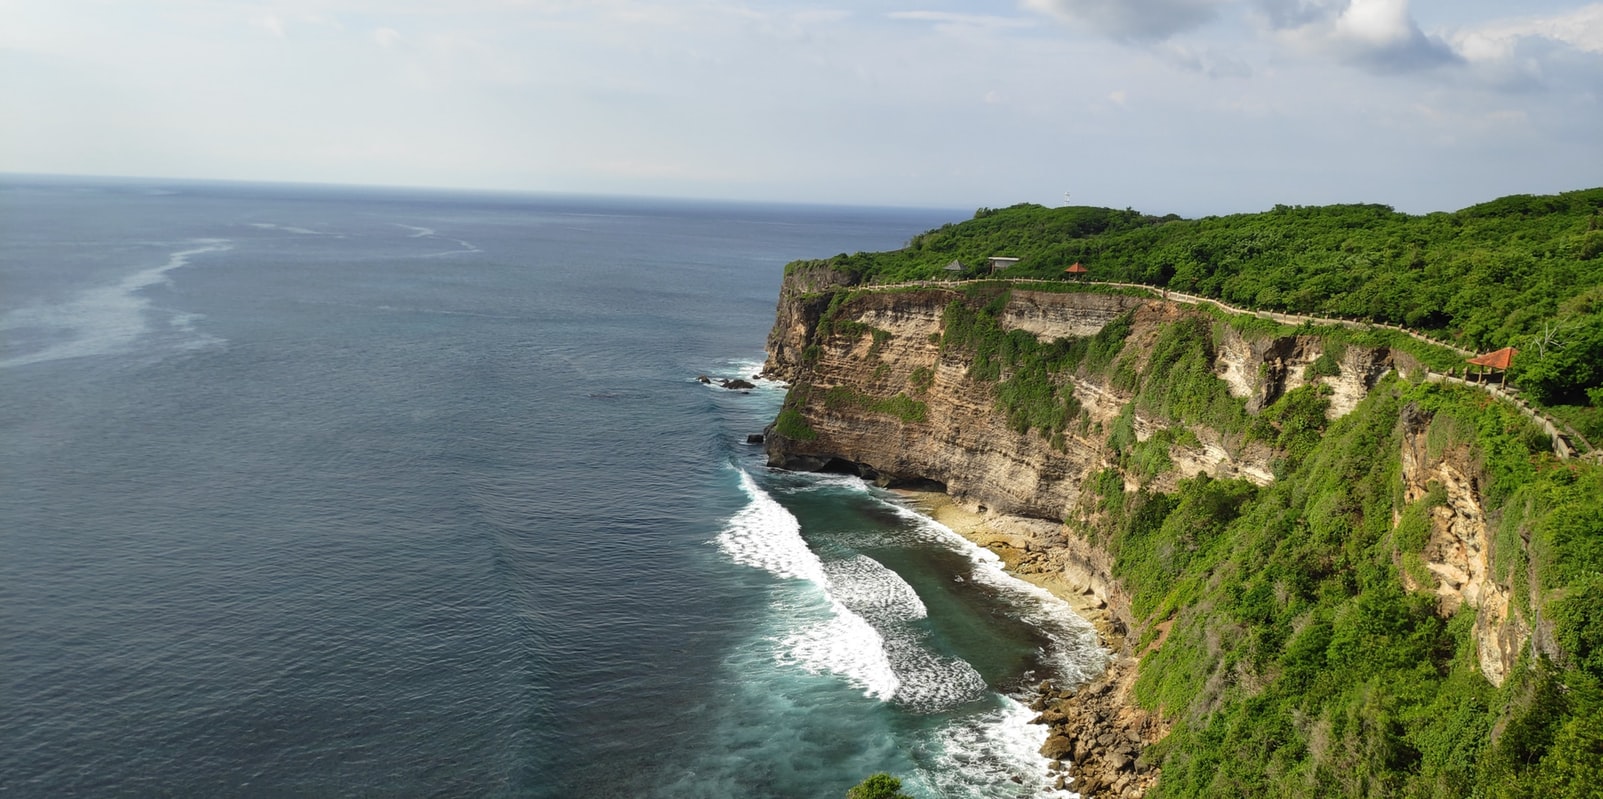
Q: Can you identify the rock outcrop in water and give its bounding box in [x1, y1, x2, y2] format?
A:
[758, 271, 1559, 797]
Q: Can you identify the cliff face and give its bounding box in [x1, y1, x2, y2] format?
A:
[760, 279, 1416, 626]
[768, 287, 1147, 518]
[1397, 406, 1559, 688]
[758, 274, 1566, 797]
[763, 263, 861, 384]
[763, 283, 1399, 512]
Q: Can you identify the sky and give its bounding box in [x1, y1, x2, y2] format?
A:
[2, 0, 1601, 215]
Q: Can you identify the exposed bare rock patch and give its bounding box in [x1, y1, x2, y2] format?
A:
[761, 278, 1422, 797]
[1397, 405, 1537, 686]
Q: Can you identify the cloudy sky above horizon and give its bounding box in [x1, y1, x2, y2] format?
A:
[3, 0, 1601, 214]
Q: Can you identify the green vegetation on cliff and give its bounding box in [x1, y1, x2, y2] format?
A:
[770, 188, 1603, 795]
[821, 385, 928, 423]
[937, 285, 1131, 449]
[783, 289, 1602, 796]
[789, 188, 1603, 439]
[1081, 370, 1603, 798]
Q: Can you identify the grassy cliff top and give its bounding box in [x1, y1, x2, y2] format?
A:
[788, 187, 1603, 436]
[791, 188, 1603, 353]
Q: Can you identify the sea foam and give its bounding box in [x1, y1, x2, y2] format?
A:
[921, 696, 1080, 799]
[716, 469, 827, 584]
[0, 239, 232, 369]
[826, 555, 927, 621]
[883, 502, 1109, 686]
[717, 470, 899, 700]
[822, 555, 988, 711]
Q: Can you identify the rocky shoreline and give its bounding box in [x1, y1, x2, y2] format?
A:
[897, 490, 1166, 799]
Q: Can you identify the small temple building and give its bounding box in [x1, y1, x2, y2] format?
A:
[987, 256, 1020, 273]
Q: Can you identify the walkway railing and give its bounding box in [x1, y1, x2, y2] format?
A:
[856, 277, 1595, 460]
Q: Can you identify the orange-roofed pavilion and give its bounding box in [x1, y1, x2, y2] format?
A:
[1467, 347, 1518, 370]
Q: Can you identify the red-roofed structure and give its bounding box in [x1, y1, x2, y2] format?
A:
[1467, 347, 1518, 370]
[1065, 262, 1088, 275]
[1467, 347, 1518, 384]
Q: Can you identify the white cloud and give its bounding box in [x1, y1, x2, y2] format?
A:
[251, 14, 286, 37]
[1022, 0, 1228, 42]
[2, 0, 1599, 211]
[1335, 0, 1414, 46]
[1274, 0, 1459, 72]
[1450, 4, 1603, 63]
[887, 11, 1035, 31]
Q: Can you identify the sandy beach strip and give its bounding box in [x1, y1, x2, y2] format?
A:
[891, 488, 1116, 637]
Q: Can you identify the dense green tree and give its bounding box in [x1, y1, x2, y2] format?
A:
[793, 187, 1603, 361]
[790, 186, 1603, 441]
[1508, 309, 1603, 405]
[785, 189, 1603, 796]
[846, 772, 914, 799]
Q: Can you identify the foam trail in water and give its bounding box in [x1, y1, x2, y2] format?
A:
[0, 240, 232, 369]
[716, 470, 900, 700]
[420, 237, 481, 257]
[384, 221, 481, 256]
[921, 697, 1079, 798]
[248, 222, 331, 236]
[391, 223, 436, 238]
[826, 555, 926, 621]
[882, 501, 1108, 686]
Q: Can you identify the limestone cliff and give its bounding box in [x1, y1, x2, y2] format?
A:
[768, 287, 1148, 518]
[1396, 403, 1559, 688]
[758, 274, 1562, 798]
[761, 280, 1397, 520]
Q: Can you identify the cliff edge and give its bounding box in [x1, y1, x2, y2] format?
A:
[759, 274, 1594, 798]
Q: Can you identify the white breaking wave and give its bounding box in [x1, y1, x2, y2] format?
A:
[769, 470, 875, 495]
[922, 697, 1080, 799]
[725, 357, 785, 389]
[716, 470, 900, 701]
[882, 628, 989, 711]
[714, 465, 1106, 730]
[248, 222, 331, 236]
[698, 358, 786, 396]
[776, 595, 901, 702]
[823, 555, 990, 709]
[883, 502, 1109, 686]
[391, 223, 435, 238]
[826, 555, 927, 621]
[716, 470, 827, 583]
[0, 240, 232, 369]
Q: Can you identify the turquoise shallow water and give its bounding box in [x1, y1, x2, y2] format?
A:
[0, 177, 1104, 797]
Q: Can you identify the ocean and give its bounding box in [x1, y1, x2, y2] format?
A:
[0, 177, 1105, 797]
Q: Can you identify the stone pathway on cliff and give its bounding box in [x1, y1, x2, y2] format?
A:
[862, 277, 1596, 461]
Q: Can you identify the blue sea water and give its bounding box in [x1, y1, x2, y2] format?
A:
[0, 177, 1105, 797]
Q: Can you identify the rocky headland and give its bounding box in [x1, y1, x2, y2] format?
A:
[758, 266, 1551, 797]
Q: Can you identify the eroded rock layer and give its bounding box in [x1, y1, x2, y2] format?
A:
[758, 275, 1533, 797]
